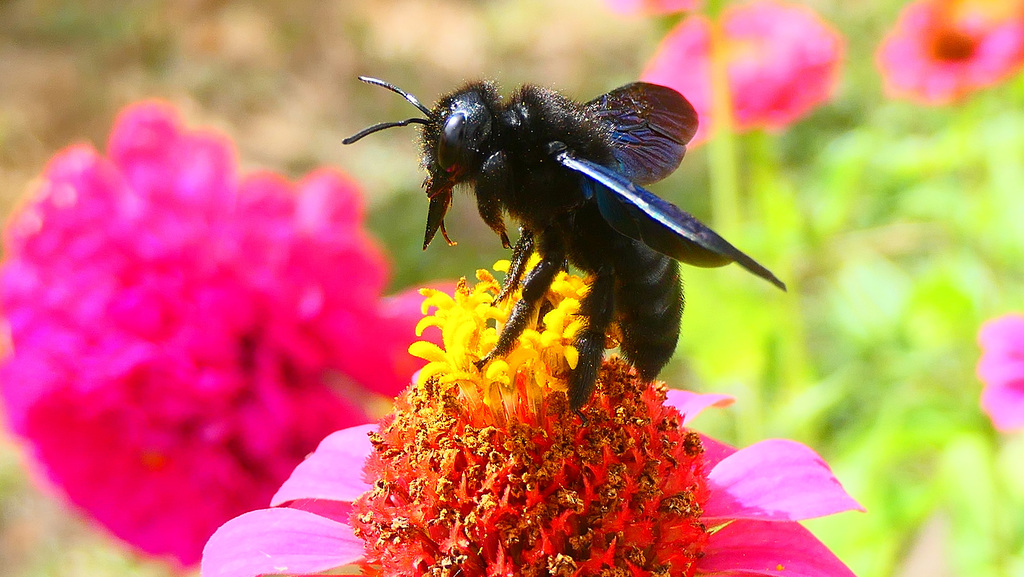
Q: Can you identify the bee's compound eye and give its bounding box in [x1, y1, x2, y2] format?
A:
[438, 112, 466, 170]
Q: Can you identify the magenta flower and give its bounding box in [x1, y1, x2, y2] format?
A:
[642, 0, 845, 146]
[978, 313, 1024, 432]
[877, 0, 1024, 105]
[0, 101, 435, 567]
[605, 0, 699, 16]
[202, 272, 861, 577]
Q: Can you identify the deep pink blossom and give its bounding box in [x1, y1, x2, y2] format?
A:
[642, 0, 845, 146]
[605, 0, 699, 16]
[0, 101, 435, 567]
[202, 384, 862, 577]
[877, 0, 1024, 105]
[978, 313, 1024, 431]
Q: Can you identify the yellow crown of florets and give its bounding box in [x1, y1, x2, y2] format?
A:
[408, 258, 597, 411]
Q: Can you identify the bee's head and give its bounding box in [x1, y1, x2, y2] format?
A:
[342, 77, 498, 250]
[434, 89, 494, 174]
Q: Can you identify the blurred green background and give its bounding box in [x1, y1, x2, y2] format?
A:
[2, 1, 1023, 576]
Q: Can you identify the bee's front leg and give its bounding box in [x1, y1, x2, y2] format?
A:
[476, 151, 511, 249]
[477, 230, 561, 367]
[495, 229, 534, 302]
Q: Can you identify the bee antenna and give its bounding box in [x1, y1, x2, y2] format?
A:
[357, 76, 435, 118]
[342, 117, 431, 145]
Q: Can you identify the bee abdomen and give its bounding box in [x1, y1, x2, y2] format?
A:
[614, 245, 683, 380]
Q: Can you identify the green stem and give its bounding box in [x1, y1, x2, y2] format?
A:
[705, 0, 728, 17]
[779, 276, 810, 400]
[707, 7, 741, 236]
[748, 131, 811, 400]
[703, 0, 759, 444]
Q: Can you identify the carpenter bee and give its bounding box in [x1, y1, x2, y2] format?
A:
[344, 76, 786, 411]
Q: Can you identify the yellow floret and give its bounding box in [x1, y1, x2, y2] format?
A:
[408, 260, 616, 413]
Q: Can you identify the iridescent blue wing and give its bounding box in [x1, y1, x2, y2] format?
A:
[588, 82, 698, 185]
[556, 149, 786, 290]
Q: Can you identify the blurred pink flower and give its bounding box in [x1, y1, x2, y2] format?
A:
[978, 313, 1024, 432]
[606, 0, 699, 15]
[877, 0, 1024, 105]
[0, 101, 435, 567]
[642, 0, 845, 146]
[202, 375, 862, 577]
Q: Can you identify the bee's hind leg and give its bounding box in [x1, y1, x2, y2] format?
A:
[568, 270, 614, 411]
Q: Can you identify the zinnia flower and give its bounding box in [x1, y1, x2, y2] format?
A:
[977, 313, 1024, 431]
[605, 0, 699, 15]
[877, 0, 1024, 105]
[642, 0, 845, 146]
[202, 264, 862, 577]
[0, 101, 435, 566]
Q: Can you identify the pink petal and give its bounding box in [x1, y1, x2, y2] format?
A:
[698, 519, 855, 577]
[699, 433, 737, 470]
[977, 314, 1024, 431]
[107, 101, 182, 165]
[981, 377, 1024, 431]
[295, 168, 366, 229]
[642, 15, 713, 146]
[978, 354, 1024, 387]
[271, 424, 376, 506]
[282, 498, 354, 524]
[978, 314, 1024, 351]
[108, 101, 237, 203]
[605, 0, 699, 15]
[201, 507, 363, 577]
[365, 281, 457, 398]
[665, 389, 735, 424]
[704, 439, 863, 523]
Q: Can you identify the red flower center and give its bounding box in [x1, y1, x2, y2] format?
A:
[929, 25, 978, 61]
[352, 358, 711, 576]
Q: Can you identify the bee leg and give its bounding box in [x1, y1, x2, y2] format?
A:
[568, 270, 615, 411]
[495, 229, 534, 302]
[617, 252, 683, 381]
[477, 151, 511, 249]
[573, 407, 588, 426]
[477, 236, 562, 366]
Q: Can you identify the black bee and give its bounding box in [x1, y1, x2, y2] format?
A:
[344, 76, 786, 411]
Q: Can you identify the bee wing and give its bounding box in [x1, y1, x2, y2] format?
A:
[588, 82, 698, 185]
[556, 151, 786, 290]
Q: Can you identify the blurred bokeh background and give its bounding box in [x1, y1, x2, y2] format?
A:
[2, 1, 1024, 576]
